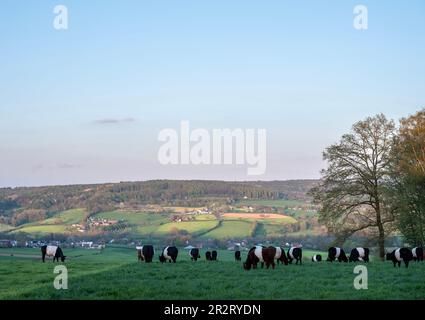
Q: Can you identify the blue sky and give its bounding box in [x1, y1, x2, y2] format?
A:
[1, 0, 424, 187]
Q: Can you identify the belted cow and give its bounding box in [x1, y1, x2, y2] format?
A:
[386, 248, 413, 268]
[274, 247, 289, 265]
[412, 247, 424, 262]
[312, 254, 322, 262]
[244, 246, 278, 270]
[190, 248, 201, 261]
[287, 247, 302, 265]
[349, 248, 369, 262]
[205, 251, 212, 261]
[137, 245, 154, 263]
[159, 246, 179, 263]
[327, 247, 348, 262]
[211, 250, 218, 261]
[235, 251, 241, 261]
[41, 245, 66, 263]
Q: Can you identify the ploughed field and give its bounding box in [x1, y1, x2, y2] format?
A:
[0, 247, 425, 300]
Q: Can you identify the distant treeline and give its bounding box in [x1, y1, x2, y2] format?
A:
[0, 180, 317, 226]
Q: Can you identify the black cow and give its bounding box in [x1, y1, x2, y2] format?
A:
[327, 247, 348, 262]
[287, 247, 302, 265]
[412, 247, 424, 262]
[137, 245, 154, 263]
[235, 251, 241, 261]
[41, 245, 66, 263]
[205, 251, 212, 261]
[159, 246, 178, 263]
[211, 250, 218, 261]
[190, 248, 201, 261]
[386, 248, 413, 268]
[349, 248, 369, 263]
[312, 254, 322, 262]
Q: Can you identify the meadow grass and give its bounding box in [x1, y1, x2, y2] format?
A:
[0, 247, 424, 300]
[201, 221, 253, 239]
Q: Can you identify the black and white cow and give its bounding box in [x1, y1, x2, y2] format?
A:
[137, 245, 155, 263]
[311, 254, 322, 262]
[159, 246, 178, 263]
[349, 248, 369, 263]
[287, 247, 302, 265]
[205, 251, 212, 261]
[274, 247, 289, 265]
[412, 247, 424, 262]
[235, 251, 241, 261]
[386, 248, 413, 268]
[41, 245, 66, 263]
[190, 248, 201, 261]
[211, 250, 218, 261]
[327, 247, 348, 262]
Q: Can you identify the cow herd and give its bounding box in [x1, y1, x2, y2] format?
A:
[39, 244, 425, 269]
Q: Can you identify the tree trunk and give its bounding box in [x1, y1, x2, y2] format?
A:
[375, 196, 386, 261]
[377, 226, 386, 261]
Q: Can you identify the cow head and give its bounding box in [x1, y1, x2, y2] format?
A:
[159, 255, 166, 263]
[61, 256, 66, 262]
[385, 253, 391, 260]
[243, 261, 252, 271]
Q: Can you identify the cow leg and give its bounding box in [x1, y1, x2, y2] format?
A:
[272, 262, 275, 270]
[42, 253, 45, 263]
[405, 260, 409, 268]
[261, 262, 264, 269]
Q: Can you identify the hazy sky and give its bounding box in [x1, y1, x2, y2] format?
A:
[1, 0, 425, 187]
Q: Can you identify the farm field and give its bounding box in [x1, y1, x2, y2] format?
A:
[1, 247, 425, 300]
[3, 207, 302, 240]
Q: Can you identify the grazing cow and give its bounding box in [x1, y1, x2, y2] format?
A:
[386, 248, 413, 268]
[312, 254, 322, 262]
[159, 246, 178, 263]
[41, 245, 66, 263]
[274, 247, 289, 265]
[349, 248, 369, 263]
[287, 247, 302, 265]
[412, 247, 424, 262]
[190, 248, 201, 261]
[327, 247, 348, 262]
[211, 250, 218, 261]
[244, 246, 278, 270]
[235, 250, 241, 261]
[136, 245, 155, 263]
[205, 251, 212, 261]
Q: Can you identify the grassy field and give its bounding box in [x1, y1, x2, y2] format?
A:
[1, 201, 315, 240]
[0, 223, 13, 232]
[0, 247, 424, 300]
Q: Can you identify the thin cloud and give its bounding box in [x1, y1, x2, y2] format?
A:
[92, 118, 136, 125]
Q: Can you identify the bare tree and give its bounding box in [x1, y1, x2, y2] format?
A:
[310, 114, 396, 260]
